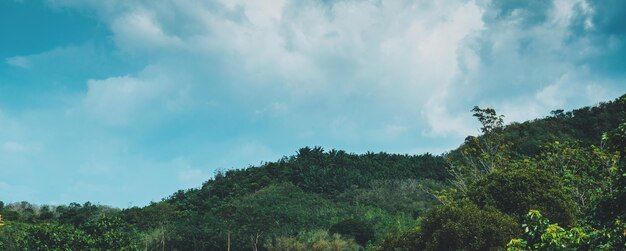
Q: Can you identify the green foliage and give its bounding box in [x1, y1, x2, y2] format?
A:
[83, 215, 141, 250]
[360, 207, 418, 243]
[158, 146, 448, 250]
[375, 226, 422, 251]
[0, 214, 140, 250]
[56, 202, 100, 227]
[167, 211, 227, 250]
[2, 94, 624, 250]
[416, 202, 520, 251]
[592, 122, 626, 222]
[338, 179, 447, 218]
[447, 106, 513, 194]
[329, 218, 375, 246]
[377, 202, 519, 251]
[507, 210, 626, 251]
[587, 121, 626, 249]
[2, 222, 91, 251]
[472, 106, 505, 134]
[200, 148, 448, 201]
[503, 94, 626, 156]
[265, 230, 360, 251]
[226, 182, 342, 250]
[121, 201, 176, 231]
[468, 166, 577, 226]
[536, 140, 608, 209]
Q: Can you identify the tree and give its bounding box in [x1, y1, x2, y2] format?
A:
[378, 202, 519, 251]
[56, 202, 99, 227]
[588, 121, 626, 248]
[37, 206, 54, 222]
[506, 210, 622, 251]
[84, 215, 141, 250]
[447, 106, 512, 194]
[265, 230, 360, 251]
[229, 183, 338, 251]
[418, 202, 520, 251]
[329, 219, 375, 247]
[19, 223, 91, 250]
[467, 166, 577, 226]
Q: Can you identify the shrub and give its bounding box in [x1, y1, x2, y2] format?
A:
[468, 167, 577, 226]
[377, 202, 519, 251]
[417, 202, 520, 251]
[329, 218, 375, 246]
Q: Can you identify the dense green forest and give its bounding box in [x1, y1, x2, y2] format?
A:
[1, 94, 624, 250]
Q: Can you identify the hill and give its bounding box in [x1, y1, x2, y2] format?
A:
[1, 93, 624, 250]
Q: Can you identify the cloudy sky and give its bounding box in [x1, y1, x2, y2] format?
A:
[1, 0, 624, 207]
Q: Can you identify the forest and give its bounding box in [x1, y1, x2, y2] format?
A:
[0, 93, 624, 251]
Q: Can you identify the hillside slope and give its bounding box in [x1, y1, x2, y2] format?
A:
[1, 93, 624, 250]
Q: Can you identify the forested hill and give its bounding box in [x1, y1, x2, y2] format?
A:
[1, 94, 624, 250]
[168, 149, 448, 208]
[500, 95, 626, 156]
[167, 94, 626, 209]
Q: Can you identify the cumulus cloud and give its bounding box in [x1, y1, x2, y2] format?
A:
[1, 141, 42, 154]
[110, 8, 185, 52]
[2, 141, 26, 152]
[45, 0, 625, 139]
[51, 0, 491, 138]
[81, 68, 193, 126]
[83, 76, 161, 125]
[454, 0, 625, 123]
[5, 56, 31, 68]
[2, 0, 625, 206]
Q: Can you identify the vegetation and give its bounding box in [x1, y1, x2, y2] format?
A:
[1, 94, 624, 250]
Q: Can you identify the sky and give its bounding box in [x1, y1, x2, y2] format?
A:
[0, 0, 624, 207]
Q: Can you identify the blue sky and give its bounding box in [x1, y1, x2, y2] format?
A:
[1, 0, 624, 207]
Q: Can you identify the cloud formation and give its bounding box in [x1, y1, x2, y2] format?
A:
[48, 0, 622, 136]
[0, 0, 624, 206]
[50, 0, 488, 136]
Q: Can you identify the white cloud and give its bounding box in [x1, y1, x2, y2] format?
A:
[177, 167, 206, 186]
[168, 156, 210, 186]
[83, 76, 157, 125]
[217, 141, 279, 169]
[52, 0, 487, 138]
[1, 0, 623, 208]
[0, 113, 44, 154]
[536, 75, 573, 108]
[110, 9, 184, 53]
[584, 84, 610, 102]
[29, 0, 626, 144]
[5, 56, 31, 68]
[498, 71, 616, 124]
[81, 71, 191, 126]
[422, 94, 477, 137]
[2, 141, 27, 153]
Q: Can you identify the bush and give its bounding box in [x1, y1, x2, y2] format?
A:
[329, 218, 375, 246]
[418, 202, 519, 251]
[377, 202, 519, 251]
[265, 230, 360, 251]
[0, 222, 91, 251]
[375, 226, 422, 251]
[468, 167, 577, 226]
